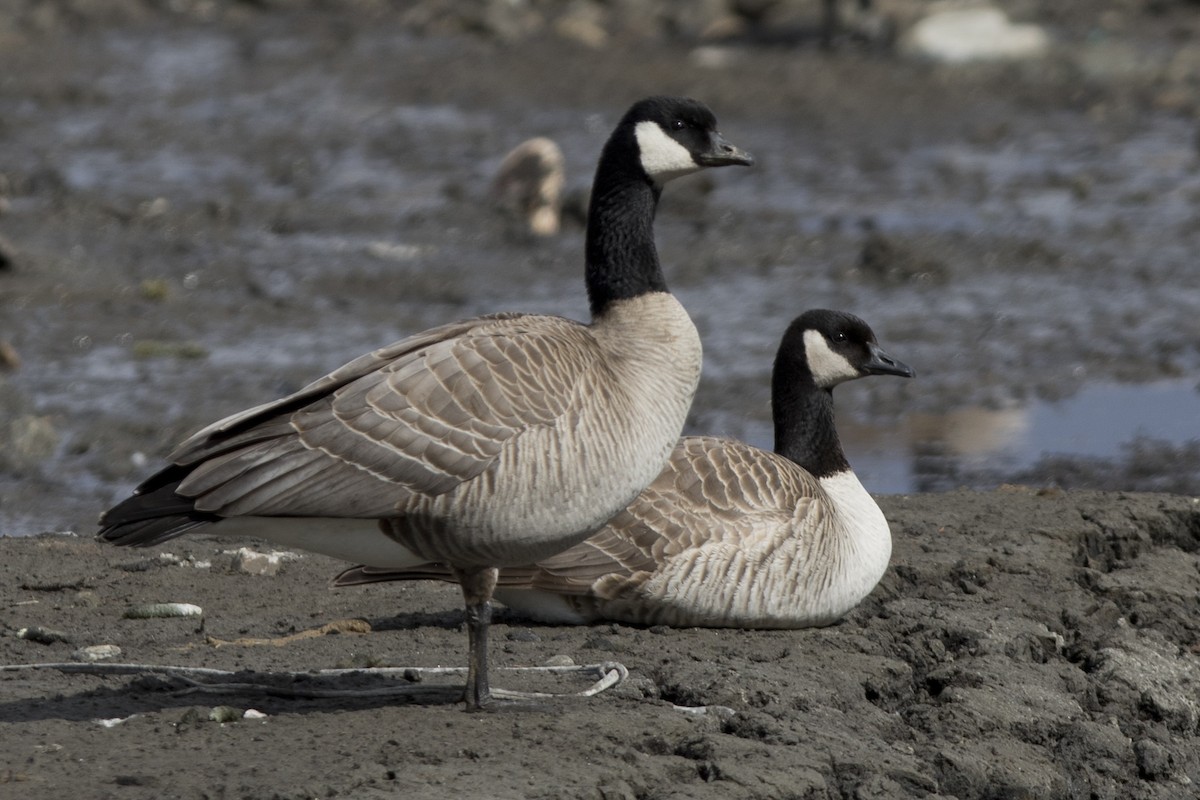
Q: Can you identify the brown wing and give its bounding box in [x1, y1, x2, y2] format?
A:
[168, 312, 598, 518]
[517, 436, 824, 596]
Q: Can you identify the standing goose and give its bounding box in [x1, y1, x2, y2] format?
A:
[335, 309, 913, 629]
[97, 96, 753, 708]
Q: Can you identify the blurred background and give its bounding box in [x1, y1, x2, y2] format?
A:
[1, 0, 1198, 537]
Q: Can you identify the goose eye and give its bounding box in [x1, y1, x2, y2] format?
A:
[831, 332, 847, 343]
[671, 119, 687, 131]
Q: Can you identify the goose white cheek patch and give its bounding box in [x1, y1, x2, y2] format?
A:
[635, 121, 699, 182]
[804, 329, 861, 388]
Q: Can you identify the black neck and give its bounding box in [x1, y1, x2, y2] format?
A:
[585, 147, 667, 317]
[771, 354, 850, 479]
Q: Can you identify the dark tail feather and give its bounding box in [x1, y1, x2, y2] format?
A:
[332, 564, 543, 589]
[98, 464, 220, 547]
[332, 564, 456, 587]
[97, 514, 214, 547]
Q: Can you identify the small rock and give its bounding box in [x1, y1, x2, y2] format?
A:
[123, 602, 203, 619]
[543, 654, 574, 668]
[95, 715, 136, 728]
[242, 709, 268, 720]
[17, 625, 72, 645]
[73, 644, 122, 662]
[230, 547, 298, 576]
[208, 706, 241, 724]
[904, 6, 1049, 64]
[176, 708, 203, 728]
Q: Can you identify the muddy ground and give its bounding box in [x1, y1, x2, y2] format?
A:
[3, 489, 1200, 799]
[1, 1, 1200, 798]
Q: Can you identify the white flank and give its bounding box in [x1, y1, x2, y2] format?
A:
[494, 588, 589, 624]
[634, 121, 699, 183]
[803, 329, 861, 388]
[816, 470, 892, 613]
[213, 517, 427, 569]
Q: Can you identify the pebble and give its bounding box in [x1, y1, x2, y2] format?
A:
[123, 602, 203, 619]
[73, 644, 122, 662]
[95, 715, 136, 728]
[543, 654, 574, 668]
[209, 706, 241, 724]
[17, 625, 71, 645]
[229, 547, 299, 576]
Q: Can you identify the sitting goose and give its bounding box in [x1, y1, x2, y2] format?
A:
[97, 96, 753, 708]
[334, 309, 913, 629]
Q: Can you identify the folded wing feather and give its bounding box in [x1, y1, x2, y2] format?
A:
[162, 312, 596, 519]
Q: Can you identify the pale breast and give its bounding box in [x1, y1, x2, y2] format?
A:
[388, 292, 703, 567]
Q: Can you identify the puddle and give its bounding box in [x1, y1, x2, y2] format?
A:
[846, 379, 1200, 493]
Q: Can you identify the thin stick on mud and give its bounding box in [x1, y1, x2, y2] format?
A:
[0, 660, 628, 702]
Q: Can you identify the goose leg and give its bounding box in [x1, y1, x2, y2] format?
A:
[455, 566, 499, 711]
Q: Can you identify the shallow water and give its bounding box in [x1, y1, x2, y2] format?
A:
[850, 379, 1200, 493]
[3, 23, 1200, 538]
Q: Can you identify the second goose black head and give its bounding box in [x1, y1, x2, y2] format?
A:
[780, 308, 915, 390]
[772, 309, 914, 479]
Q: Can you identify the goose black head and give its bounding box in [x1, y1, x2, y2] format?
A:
[783, 309, 915, 390]
[613, 96, 754, 186]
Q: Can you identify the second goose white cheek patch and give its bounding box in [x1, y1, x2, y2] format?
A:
[634, 121, 698, 182]
[804, 329, 860, 388]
